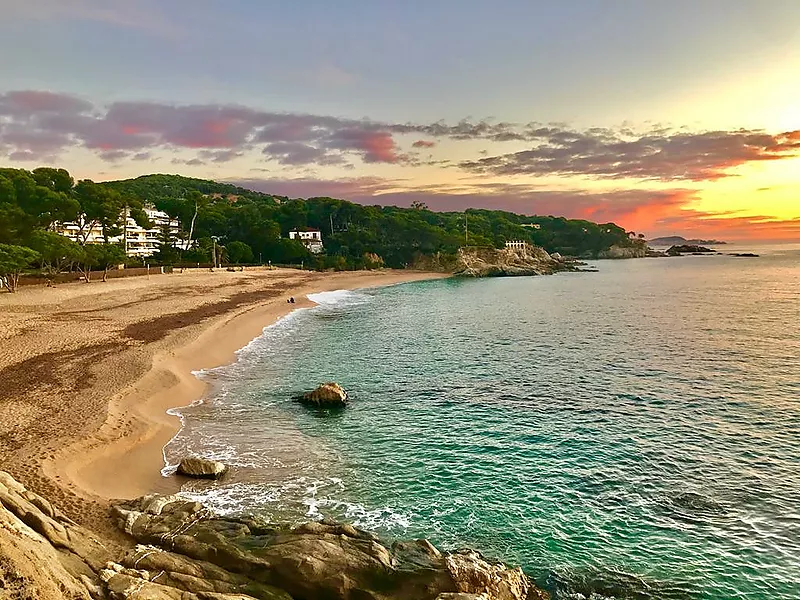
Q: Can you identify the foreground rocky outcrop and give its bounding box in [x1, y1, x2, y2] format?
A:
[0, 471, 547, 599]
[0, 471, 112, 600]
[300, 382, 349, 407]
[454, 246, 575, 278]
[177, 457, 228, 479]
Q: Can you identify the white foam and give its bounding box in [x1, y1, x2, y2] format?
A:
[307, 289, 372, 307]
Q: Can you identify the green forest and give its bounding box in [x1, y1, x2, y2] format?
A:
[0, 168, 638, 291]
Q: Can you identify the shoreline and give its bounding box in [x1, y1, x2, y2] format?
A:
[0, 267, 447, 537]
[46, 270, 448, 502]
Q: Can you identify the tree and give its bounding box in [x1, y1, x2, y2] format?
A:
[226, 240, 254, 264]
[73, 180, 147, 244]
[81, 244, 126, 282]
[27, 231, 85, 280]
[184, 190, 207, 251]
[0, 244, 39, 292]
[0, 168, 80, 240]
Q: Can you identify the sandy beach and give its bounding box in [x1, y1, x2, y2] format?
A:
[0, 267, 446, 541]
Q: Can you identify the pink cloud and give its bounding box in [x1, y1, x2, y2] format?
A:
[228, 176, 800, 241]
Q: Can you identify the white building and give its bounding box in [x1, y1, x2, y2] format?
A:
[505, 240, 530, 251]
[123, 207, 184, 257]
[56, 206, 185, 257]
[289, 228, 324, 253]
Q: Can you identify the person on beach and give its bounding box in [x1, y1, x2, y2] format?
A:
[290, 297, 295, 303]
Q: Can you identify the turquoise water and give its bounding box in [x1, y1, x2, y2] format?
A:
[167, 245, 800, 599]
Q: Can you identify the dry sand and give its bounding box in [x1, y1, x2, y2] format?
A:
[0, 267, 446, 540]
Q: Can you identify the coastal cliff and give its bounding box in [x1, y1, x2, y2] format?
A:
[0, 471, 547, 600]
[595, 243, 647, 259]
[453, 245, 574, 277]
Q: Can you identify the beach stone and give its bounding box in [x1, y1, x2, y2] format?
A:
[301, 382, 348, 406]
[177, 457, 228, 479]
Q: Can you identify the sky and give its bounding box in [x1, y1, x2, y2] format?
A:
[1, 0, 799, 240]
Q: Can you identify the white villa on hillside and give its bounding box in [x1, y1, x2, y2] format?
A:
[289, 228, 324, 253]
[56, 206, 184, 257]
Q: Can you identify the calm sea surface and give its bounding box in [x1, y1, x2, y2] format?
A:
[166, 243, 800, 600]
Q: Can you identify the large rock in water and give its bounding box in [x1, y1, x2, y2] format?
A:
[454, 245, 573, 278]
[302, 382, 348, 406]
[177, 457, 228, 479]
[111, 495, 548, 600]
[666, 244, 715, 256]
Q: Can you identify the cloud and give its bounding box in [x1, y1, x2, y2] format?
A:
[460, 127, 800, 181]
[1, 0, 179, 37]
[227, 176, 800, 240]
[327, 129, 401, 163]
[0, 91, 410, 166]
[2, 90, 799, 186]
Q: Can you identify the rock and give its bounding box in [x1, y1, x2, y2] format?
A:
[0, 471, 548, 600]
[666, 244, 715, 256]
[596, 244, 647, 259]
[301, 382, 348, 407]
[454, 245, 574, 277]
[729, 252, 759, 257]
[177, 457, 228, 479]
[111, 495, 546, 600]
[0, 471, 111, 600]
[446, 551, 531, 600]
[363, 252, 385, 268]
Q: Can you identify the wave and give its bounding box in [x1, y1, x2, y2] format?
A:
[307, 289, 373, 308]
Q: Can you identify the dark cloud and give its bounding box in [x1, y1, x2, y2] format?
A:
[2, 90, 799, 181]
[262, 142, 344, 166]
[0, 91, 408, 166]
[460, 127, 800, 181]
[198, 149, 245, 163]
[326, 129, 400, 163]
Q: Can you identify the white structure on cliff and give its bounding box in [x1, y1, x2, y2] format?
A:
[56, 206, 184, 258]
[289, 228, 324, 253]
[505, 240, 531, 251]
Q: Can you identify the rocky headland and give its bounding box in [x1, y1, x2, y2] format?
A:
[595, 244, 647, 259]
[453, 246, 578, 277]
[0, 471, 547, 600]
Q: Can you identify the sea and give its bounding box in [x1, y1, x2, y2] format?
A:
[164, 243, 800, 600]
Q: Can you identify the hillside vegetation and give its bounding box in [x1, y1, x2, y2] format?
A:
[0, 168, 640, 289]
[105, 174, 639, 268]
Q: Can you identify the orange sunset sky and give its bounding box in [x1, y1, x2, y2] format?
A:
[1, 0, 798, 240]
